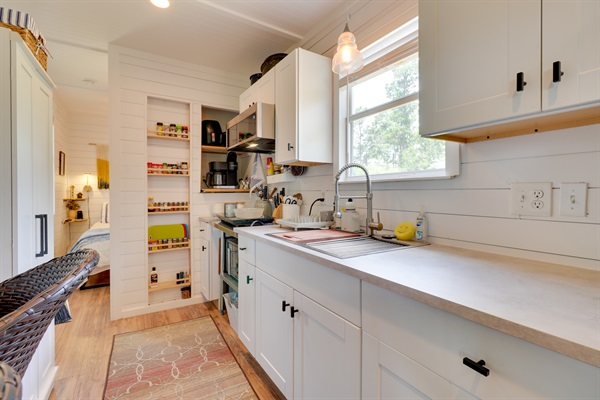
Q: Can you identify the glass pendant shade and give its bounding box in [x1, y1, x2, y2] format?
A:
[332, 23, 364, 76]
[151, 0, 170, 8]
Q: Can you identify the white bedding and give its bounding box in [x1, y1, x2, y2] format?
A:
[69, 222, 110, 275]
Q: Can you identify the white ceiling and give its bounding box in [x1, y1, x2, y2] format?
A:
[0, 0, 346, 113]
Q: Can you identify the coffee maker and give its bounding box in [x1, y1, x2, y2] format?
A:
[205, 152, 238, 188]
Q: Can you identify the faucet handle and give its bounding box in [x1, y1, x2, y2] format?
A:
[368, 212, 383, 233]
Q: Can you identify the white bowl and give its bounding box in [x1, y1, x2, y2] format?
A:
[234, 207, 264, 219]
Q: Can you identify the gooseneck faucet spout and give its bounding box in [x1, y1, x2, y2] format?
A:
[334, 163, 382, 236]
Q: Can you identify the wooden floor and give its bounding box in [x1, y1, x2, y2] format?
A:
[50, 286, 285, 400]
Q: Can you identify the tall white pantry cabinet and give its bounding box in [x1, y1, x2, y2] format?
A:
[0, 28, 57, 400]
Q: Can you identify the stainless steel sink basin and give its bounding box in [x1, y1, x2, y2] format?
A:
[303, 235, 420, 259]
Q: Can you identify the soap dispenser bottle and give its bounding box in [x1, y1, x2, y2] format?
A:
[341, 198, 360, 232]
[415, 210, 427, 241]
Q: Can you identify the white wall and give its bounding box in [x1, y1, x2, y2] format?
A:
[53, 95, 70, 256]
[108, 45, 249, 319]
[281, 125, 600, 271]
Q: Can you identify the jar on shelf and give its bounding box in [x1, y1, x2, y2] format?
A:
[181, 126, 189, 138]
[148, 197, 155, 211]
[156, 122, 164, 135]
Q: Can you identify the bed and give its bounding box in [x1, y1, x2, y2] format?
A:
[69, 203, 110, 289]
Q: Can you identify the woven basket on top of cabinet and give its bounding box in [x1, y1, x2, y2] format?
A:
[0, 6, 49, 71]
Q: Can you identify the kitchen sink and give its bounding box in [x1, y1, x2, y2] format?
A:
[302, 235, 420, 259]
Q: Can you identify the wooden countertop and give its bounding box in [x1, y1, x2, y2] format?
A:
[235, 225, 600, 368]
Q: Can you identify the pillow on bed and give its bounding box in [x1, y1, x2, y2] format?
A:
[101, 202, 110, 223]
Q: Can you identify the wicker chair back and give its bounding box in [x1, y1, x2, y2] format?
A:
[0, 249, 99, 376]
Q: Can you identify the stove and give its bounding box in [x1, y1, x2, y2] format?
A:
[215, 214, 275, 234]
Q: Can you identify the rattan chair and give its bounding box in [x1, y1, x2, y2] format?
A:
[0, 361, 21, 400]
[0, 249, 99, 377]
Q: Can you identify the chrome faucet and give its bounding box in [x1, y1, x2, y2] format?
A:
[334, 163, 383, 236]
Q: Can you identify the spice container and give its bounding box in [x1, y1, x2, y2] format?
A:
[156, 122, 164, 135]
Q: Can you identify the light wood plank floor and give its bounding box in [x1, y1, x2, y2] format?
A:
[50, 286, 285, 400]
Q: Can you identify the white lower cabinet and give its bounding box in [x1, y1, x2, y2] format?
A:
[238, 234, 361, 399]
[362, 281, 599, 399]
[363, 332, 451, 399]
[238, 259, 256, 354]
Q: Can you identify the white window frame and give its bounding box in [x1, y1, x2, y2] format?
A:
[334, 17, 460, 184]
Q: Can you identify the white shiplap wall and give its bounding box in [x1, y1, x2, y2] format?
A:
[53, 95, 70, 256]
[281, 125, 600, 271]
[108, 45, 250, 319]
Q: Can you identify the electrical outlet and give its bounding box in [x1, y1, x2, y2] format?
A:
[560, 182, 588, 217]
[510, 182, 552, 217]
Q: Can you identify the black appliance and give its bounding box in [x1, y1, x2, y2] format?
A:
[204, 152, 239, 188]
[202, 120, 226, 146]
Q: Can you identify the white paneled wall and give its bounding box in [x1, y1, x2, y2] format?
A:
[280, 125, 600, 271]
[109, 45, 249, 319]
[53, 95, 70, 256]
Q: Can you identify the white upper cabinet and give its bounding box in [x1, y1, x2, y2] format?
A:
[275, 48, 333, 166]
[238, 68, 275, 111]
[542, 0, 600, 110]
[420, 0, 600, 142]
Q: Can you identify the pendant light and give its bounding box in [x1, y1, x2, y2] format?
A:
[331, 15, 364, 76]
[150, 0, 170, 9]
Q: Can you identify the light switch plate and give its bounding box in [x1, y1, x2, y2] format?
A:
[559, 182, 588, 217]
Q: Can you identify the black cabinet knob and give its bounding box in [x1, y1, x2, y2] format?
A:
[553, 61, 564, 83]
[290, 306, 300, 318]
[463, 357, 490, 377]
[516, 72, 527, 92]
[282, 301, 290, 312]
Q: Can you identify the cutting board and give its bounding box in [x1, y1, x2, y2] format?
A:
[271, 229, 360, 243]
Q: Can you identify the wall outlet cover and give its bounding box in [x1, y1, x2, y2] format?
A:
[510, 182, 552, 217]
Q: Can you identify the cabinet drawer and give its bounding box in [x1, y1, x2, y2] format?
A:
[362, 281, 599, 399]
[238, 235, 255, 265]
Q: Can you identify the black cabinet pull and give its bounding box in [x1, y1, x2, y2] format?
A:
[463, 357, 490, 377]
[516, 72, 527, 92]
[35, 214, 47, 257]
[287, 143, 294, 151]
[553, 61, 564, 82]
[240, 247, 246, 251]
[247, 275, 253, 284]
[290, 306, 300, 318]
[282, 301, 290, 312]
[201, 245, 207, 251]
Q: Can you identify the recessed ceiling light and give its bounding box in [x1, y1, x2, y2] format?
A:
[150, 0, 170, 8]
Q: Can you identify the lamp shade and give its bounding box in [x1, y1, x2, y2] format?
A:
[150, 0, 170, 8]
[332, 23, 364, 76]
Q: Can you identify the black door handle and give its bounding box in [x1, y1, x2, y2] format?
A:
[35, 214, 47, 257]
[247, 275, 253, 284]
[463, 357, 490, 377]
[287, 143, 294, 151]
[281, 300, 290, 312]
[553, 61, 564, 83]
[516, 72, 527, 92]
[290, 306, 300, 318]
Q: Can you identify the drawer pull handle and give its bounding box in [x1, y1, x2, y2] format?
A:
[553, 61, 564, 83]
[282, 301, 290, 312]
[463, 357, 490, 377]
[516, 72, 527, 92]
[240, 247, 247, 251]
[247, 275, 253, 284]
[290, 306, 300, 318]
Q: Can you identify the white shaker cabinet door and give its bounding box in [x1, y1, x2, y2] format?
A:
[198, 237, 210, 299]
[419, 0, 541, 136]
[255, 269, 293, 399]
[237, 259, 256, 355]
[542, 0, 600, 111]
[293, 291, 360, 400]
[362, 332, 451, 400]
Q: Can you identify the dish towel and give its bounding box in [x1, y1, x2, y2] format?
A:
[248, 152, 265, 195]
[96, 144, 110, 189]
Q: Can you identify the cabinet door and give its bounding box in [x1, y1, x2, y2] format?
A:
[198, 237, 210, 299]
[255, 269, 293, 398]
[293, 291, 360, 399]
[256, 69, 275, 105]
[239, 84, 257, 111]
[362, 332, 451, 400]
[238, 259, 255, 355]
[542, 0, 600, 111]
[274, 50, 298, 164]
[419, 0, 541, 136]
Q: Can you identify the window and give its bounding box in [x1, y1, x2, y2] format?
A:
[338, 18, 460, 181]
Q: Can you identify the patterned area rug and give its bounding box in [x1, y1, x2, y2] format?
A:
[103, 316, 256, 399]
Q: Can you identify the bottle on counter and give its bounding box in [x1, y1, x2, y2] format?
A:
[266, 157, 274, 175]
[341, 198, 361, 232]
[415, 210, 427, 241]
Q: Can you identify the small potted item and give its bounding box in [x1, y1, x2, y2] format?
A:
[66, 200, 80, 219]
